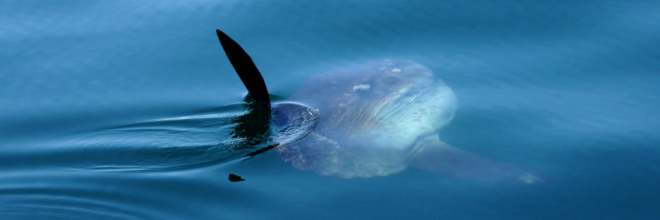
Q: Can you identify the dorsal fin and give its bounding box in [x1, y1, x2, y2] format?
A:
[216, 29, 271, 109]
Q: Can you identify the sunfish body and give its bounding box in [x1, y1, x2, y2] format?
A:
[276, 59, 540, 183]
[215, 29, 540, 183]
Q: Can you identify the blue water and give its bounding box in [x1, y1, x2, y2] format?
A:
[2, 0, 660, 219]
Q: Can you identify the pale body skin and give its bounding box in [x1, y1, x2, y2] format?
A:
[276, 59, 539, 183]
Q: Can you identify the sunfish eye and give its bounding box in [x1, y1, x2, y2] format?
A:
[381, 77, 401, 85]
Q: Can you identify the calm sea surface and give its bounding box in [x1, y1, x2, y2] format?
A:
[1, 1, 660, 219]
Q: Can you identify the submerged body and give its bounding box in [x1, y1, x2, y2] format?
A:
[276, 59, 539, 183]
[278, 59, 455, 177]
[215, 30, 538, 183]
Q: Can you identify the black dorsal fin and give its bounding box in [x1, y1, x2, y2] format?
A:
[216, 29, 271, 109]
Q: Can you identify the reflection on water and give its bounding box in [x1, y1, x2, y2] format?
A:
[1, 0, 660, 219]
[2, 96, 317, 172]
[1, 103, 247, 171]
